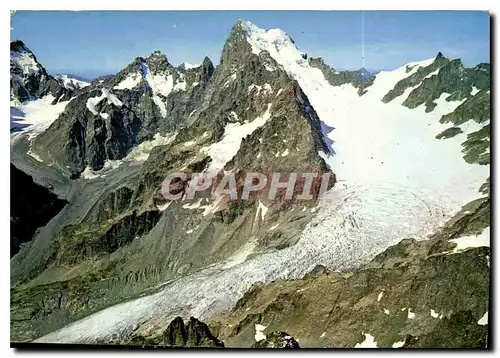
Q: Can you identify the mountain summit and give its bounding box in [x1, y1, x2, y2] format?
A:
[10, 40, 70, 104]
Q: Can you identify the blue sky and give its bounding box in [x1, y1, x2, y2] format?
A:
[11, 11, 490, 79]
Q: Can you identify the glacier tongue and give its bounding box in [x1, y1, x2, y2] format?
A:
[35, 181, 451, 344]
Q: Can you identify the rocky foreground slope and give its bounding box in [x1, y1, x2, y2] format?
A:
[10, 20, 490, 347]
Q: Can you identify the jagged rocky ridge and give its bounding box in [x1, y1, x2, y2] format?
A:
[308, 57, 375, 95]
[10, 19, 490, 348]
[10, 40, 72, 104]
[382, 52, 490, 112]
[30, 51, 215, 177]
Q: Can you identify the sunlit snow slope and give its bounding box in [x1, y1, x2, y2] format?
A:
[34, 21, 489, 343]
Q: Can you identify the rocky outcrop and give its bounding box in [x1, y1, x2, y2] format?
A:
[10, 164, 67, 257]
[309, 57, 374, 95]
[49, 209, 162, 266]
[104, 317, 224, 347]
[382, 53, 450, 104]
[437, 89, 490, 165]
[403, 59, 490, 111]
[440, 89, 490, 126]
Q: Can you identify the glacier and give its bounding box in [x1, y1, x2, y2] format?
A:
[33, 21, 489, 343]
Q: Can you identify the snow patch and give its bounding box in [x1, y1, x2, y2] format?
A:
[206, 104, 272, 176]
[30, 23, 491, 344]
[248, 83, 273, 96]
[173, 80, 187, 92]
[255, 324, 267, 342]
[27, 148, 44, 163]
[114, 72, 142, 90]
[56, 74, 90, 90]
[281, 148, 289, 157]
[141, 63, 174, 117]
[223, 240, 257, 269]
[449, 227, 490, 253]
[478, 311, 488, 325]
[86, 89, 122, 115]
[157, 201, 172, 212]
[430, 309, 443, 319]
[255, 200, 268, 222]
[181, 62, 199, 70]
[424, 68, 440, 79]
[392, 339, 406, 348]
[407, 308, 415, 319]
[384, 309, 390, 315]
[182, 199, 203, 210]
[125, 132, 177, 162]
[354, 333, 377, 348]
[377, 291, 384, 302]
[268, 223, 279, 231]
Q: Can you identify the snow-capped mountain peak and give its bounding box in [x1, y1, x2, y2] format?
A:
[10, 40, 43, 76]
[239, 20, 300, 59]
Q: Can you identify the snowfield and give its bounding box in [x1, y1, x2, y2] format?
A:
[55, 74, 90, 90]
[30, 21, 489, 343]
[10, 95, 71, 140]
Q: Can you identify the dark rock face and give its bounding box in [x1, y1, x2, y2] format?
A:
[103, 316, 224, 347]
[50, 209, 162, 266]
[129, 21, 336, 213]
[161, 317, 224, 347]
[252, 331, 300, 348]
[163, 317, 188, 346]
[184, 317, 225, 347]
[10, 164, 67, 257]
[10, 40, 71, 103]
